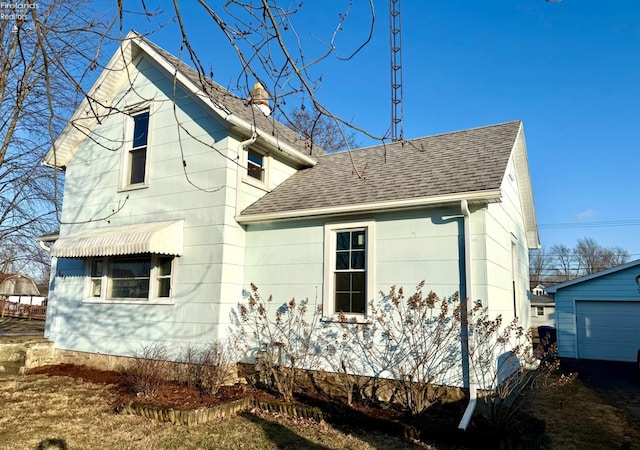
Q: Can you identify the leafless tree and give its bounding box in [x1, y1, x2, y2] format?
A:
[537, 238, 630, 284]
[529, 248, 550, 289]
[575, 237, 629, 275]
[287, 106, 359, 152]
[1, 1, 563, 281]
[0, 1, 116, 279]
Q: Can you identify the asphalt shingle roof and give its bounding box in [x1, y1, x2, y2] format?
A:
[140, 35, 324, 158]
[241, 121, 522, 217]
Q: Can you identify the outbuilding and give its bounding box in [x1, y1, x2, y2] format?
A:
[547, 259, 640, 362]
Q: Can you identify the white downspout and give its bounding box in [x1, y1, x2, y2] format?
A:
[458, 199, 477, 431]
[235, 132, 258, 217]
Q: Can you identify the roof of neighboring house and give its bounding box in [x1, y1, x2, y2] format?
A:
[531, 294, 555, 306]
[239, 120, 538, 248]
[44, 31, 320, 169]
[0, 274, 41, 296]
[546, 259, 640, 293]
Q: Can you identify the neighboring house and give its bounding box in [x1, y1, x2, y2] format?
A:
[547, 259, 640, 362]
[0, 273, 45, 305]
[530, 294, 555, 329]
[41, 32, 540, 377]
[531, 284, 546, 296]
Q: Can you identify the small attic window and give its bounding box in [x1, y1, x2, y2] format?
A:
[247, 149, 264, 181]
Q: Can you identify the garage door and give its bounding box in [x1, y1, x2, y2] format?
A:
[576, 301, 640, 362]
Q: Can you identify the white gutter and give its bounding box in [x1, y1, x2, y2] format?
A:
[458, 199, 477, 431]
[236, 132, 258, 216]
[237, 189, 501, 224]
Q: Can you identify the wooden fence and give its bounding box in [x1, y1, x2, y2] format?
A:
[0, 299, 46, 321]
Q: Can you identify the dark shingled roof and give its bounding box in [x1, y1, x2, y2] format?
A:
[138, 33, 324, 158]
[241, 121, 522, 217]
[531, 295, 555, 305]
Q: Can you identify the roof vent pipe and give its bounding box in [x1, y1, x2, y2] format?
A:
[249, 82, 271, 116]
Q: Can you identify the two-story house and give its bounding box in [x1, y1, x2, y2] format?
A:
[42, 32, 539, 378]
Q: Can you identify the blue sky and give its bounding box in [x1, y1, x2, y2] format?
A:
[123, 1, 640, 258]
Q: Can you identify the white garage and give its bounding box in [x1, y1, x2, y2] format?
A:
[547, 259, 640, 363]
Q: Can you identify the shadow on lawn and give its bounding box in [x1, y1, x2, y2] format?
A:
[243, 413, 331, 450]
[37, 438, 68, 450]
[0, 317, 45, 336]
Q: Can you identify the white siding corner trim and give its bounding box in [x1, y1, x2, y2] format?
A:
[51, 220, 184, 258]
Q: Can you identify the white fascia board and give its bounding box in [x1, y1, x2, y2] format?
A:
[513, 124, 540, 249]
[236, 189, 501, 224]
[44, 32, 139, 168]
[134, 39, 317, 168]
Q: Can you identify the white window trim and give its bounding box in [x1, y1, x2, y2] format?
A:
[536, 306, 544, 316]
[83, 254, 175, 304]
[242, 147, 270, 190]
[119, 106, 153, 191]
[323, 220, 375, 321]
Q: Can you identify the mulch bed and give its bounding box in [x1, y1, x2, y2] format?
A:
[26, 363, 269, 410]
[26, 364, 545, 449]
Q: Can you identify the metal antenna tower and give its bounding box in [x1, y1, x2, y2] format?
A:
[390, 0, 404, 142]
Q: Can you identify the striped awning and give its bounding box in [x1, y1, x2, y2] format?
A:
[51, 220, 184, 258]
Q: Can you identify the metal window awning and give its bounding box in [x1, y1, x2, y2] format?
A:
[51, 220, 184, 258]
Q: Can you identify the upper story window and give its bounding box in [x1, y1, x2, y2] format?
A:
[87, 254, 173, 302]
[126, 110, 150, 187]
[536, 306, 544, 316]
[247, 149, 264, 182]
[324, 221, 375, 319]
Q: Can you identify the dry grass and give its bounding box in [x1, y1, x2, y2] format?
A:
[0, 374, 431, 450]
[526, 377, 640, 449]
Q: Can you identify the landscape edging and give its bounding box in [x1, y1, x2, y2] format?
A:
[117, 396, 324, 425]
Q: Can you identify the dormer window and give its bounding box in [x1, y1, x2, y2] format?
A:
[247, 149, 264, 181]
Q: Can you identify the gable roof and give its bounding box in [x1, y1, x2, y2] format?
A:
[0, 274, 41, 296]
[44, 31, 320, 169]
[546, 259, 640, 293]
[531, 294, 554, 306]
[239, 120, 539, 247]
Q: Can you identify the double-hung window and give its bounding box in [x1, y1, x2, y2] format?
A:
[536, 306, 544, 316]
[127, 110, 150, 186]
[324, 221, 375, 318]
[87, 254, 173, 302]
[247, 149, 264, 182]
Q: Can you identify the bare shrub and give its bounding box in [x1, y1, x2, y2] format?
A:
[235, 283, 322, 401]
[125, 343, 172, 397]
[466, 300, 576, 432]
[179, 341, 233, 396]
[320, 283, 462, 414]
[370, 283, 462, 414]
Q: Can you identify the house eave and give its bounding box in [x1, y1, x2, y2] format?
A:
[236, 189, 502, 224]
[44, 31, 316, 170]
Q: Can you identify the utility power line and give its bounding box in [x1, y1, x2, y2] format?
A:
[539, 219, 640, 229]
